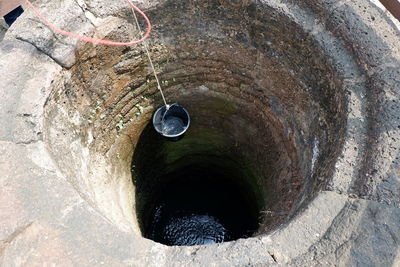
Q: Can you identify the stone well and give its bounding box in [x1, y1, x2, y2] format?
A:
[0, 0, 399, 265]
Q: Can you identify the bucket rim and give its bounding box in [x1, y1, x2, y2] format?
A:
[152, 103, 191, 138]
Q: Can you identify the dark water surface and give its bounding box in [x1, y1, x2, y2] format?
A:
[146, 171, 258, 246]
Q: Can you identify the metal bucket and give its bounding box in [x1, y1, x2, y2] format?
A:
[153, 104, 190, 141]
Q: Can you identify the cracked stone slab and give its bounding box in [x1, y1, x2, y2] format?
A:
[290, 197, 400, 266]
[0, 19, 7, 41]
[5, 0, 95, 68]
[0, 141, 155, 265]
[0, 39, 62, 143]
[261, 191, 348, 263]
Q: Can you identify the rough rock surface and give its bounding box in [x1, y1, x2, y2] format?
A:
[0, 19, 7, 41]
[0, 0, 399, 266]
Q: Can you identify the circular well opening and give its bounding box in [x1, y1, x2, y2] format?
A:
[43, 0, 349, 248]
[132, 119, 262, 246]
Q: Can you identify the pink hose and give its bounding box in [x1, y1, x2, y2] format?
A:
[25, 0, 151, 46]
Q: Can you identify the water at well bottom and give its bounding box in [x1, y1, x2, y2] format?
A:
[151, 206, 226, 246]
[145, 175, 257, 246]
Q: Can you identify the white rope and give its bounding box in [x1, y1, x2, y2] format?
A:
[131, 3, 169, 108]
